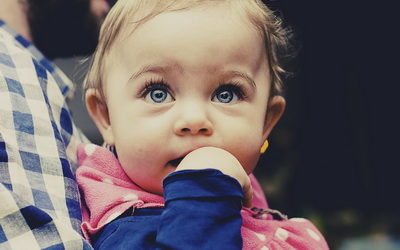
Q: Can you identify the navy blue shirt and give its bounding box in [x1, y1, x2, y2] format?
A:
[93, 169, 244, 249]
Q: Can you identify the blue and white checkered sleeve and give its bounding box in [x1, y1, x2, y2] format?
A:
[0, 27, 92, 249]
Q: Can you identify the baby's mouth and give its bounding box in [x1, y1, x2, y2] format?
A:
[168, 156, 184, 167]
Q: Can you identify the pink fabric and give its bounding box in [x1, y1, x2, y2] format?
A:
[77, 143, 329, 249]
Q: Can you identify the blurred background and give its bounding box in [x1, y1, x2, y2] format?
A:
[55, 0, 399, 249]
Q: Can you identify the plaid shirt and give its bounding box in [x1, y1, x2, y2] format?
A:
[0, 20, 92, 249]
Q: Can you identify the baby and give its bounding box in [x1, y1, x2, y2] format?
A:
[77, 0, 329, 249]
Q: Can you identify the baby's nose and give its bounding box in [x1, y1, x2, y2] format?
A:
[173, 105, 213, 136]
[174, 120, 213, 136]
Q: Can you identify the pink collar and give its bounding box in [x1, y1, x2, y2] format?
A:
[77, 143, 328, 249]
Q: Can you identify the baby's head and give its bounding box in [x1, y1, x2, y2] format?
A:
[84, 0, 290, 195]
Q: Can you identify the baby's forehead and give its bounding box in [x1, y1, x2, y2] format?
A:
[112, 2, 264, 48]
[109, 5, 266, 75]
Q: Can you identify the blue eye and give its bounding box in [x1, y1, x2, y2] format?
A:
[212, 84, 245, 104]
[140, 80, 174, 104]
[149, 89, 168, 103]
[215, 90, 234, 103]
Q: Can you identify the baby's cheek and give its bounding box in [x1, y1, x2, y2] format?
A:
[230, 137, 262, 174]
[118, 155, 139, 178]
[117, 147, 147, 173]
[241, 153, 261, 175]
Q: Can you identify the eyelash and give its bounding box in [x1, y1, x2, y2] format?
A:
[138, 78, 172, 99]
[138, 79, 247, 100]
[213, 82, 247, 100]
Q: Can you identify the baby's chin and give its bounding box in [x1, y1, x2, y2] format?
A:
[123, 164, 176, 196]
[135, 180, 164, 196]
[129, 172, 170, 196]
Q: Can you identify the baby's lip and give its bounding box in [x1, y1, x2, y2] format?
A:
[167, 156, 185, 167]
[166, 148, 196, 167]
[167, 145, 211, 167]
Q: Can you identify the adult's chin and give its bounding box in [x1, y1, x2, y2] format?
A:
[27, 0, 103, 59]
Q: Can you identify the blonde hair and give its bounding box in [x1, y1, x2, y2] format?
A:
[84, 0, 291, 101]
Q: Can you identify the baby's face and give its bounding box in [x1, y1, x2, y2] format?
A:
[102, 5, 279, 195]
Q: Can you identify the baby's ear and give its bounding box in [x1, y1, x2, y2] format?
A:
[85, 89, 115, 145]
[262, 95, 286, 140]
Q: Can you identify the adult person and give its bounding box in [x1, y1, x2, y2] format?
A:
[0, 0, 109, 248]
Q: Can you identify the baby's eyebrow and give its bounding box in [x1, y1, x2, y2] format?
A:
[129, 64, 256, 89]
[222, 70, 256, 89]
[129, 63, 183, 81]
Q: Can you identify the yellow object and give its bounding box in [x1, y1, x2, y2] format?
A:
[260, 140, 269, 154]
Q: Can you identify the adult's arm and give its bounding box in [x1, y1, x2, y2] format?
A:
[0, 21, 91, 249]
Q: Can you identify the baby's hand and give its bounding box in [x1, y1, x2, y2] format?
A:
[175, 147, 252, 207]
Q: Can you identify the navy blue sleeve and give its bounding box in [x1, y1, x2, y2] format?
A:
[157, 169, 244, 249]
[93, 169, 244, 250]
